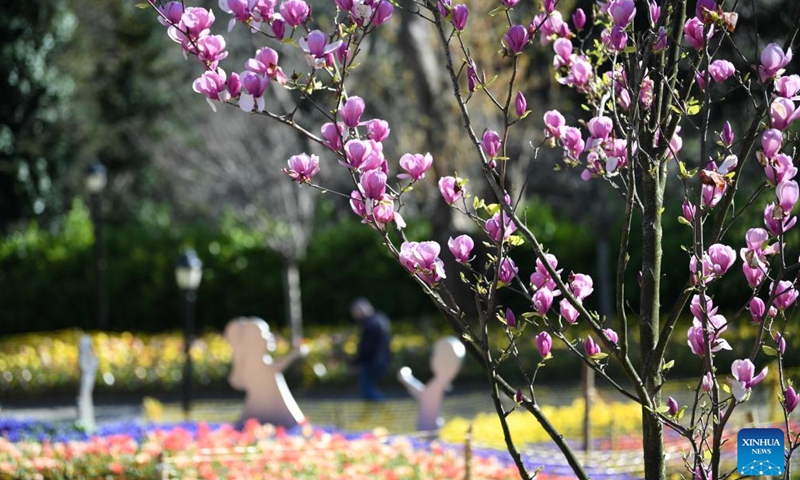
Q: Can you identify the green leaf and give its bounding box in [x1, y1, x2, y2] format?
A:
[521, 312, 536, 319]
[763, 345, 779, 357]
[663, 359, 675, 371]
[655, 405, 670, 413]
[687, 104, 701, 116]
[473, 196, 485, 210]
[520, 111, 530, 119]
[677, 405, 687, 420]
[135, 2, 151, 8]
[485, 203, 501, 215]
[484, 75, 499, 87]
[488, 6, 506, 17]
[721, 383, 731, 394]
[590, 352, 608, 361]
[678, 216, 692, 226]
[506, 235, 524, 246]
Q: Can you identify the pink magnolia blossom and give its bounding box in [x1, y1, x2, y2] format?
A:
[682, 199, 696, 222]
[584, 336, 601, 357]
[536, 331, 552, 357]
[365, 119, 390, 142]
[777, 180, 799, 215]
[196, 35, 228, 68]
[742, 263, 767, 289]
[299, 30, 342, 67]
[448, 234, 474, 263]
[544, 110, 566, 139]
[608, 0, 635, 28]
[359, 169, 387, 200]
[604, 26, 628, 51]
[501, 0, 520, 7]
[481, 130, 502, 158]
[279, 0, 309, 26]
[343, 139, 375, 170]
[282, 153, 320, 183]
[705, 244, 736, 277]
[560, 298, 579, 324]
[667, 397, 679, 416]
[531, 254, 561, 292]
[765, 154, 797, 185]
[239, 71, 269, 112]
[485, 212, 517, 242]
[776, 332, 787, 355]
[350, 190, 366, 219]
[504, 24, 529, 54]
[569, 273, 594, 301]
[653, 27, 667, 51]
[271, 16, 286, 40]
[775, 74, 800, 98]
[158, 2, 185, 26]
[730, 359, 768, 402]
[701, 372, 713, 392]
[398, 153, 433, 181]
[352, 0, 393, 27]
[341, 96, 365, 128]
[515, 91, 527, 117]
[772, 280, 799, 310]
[690, 294, 717, 320]
[498, 257, 518, 284]
[760, 43, 793, 82]
[562, 127, 585, 159]
[572, 8, 586, 30]
[438, 176, 463, 204]
[246, 47, 287, 84]
[721, 121, 734, 146]
[321, 122, 345, 151]
[770, 97, 800, 130]
[695, 0, 716, 19]
[193, 69, 231, 111]
[371, 194, 398, 226]
[764, 203, 797, 235]
[786, 387, 799, 413]
[553, 38, 573, 68]
[684, 17, 714, 50]
[399, 241, 446, 285]
[687, 315, 731, 357]
[648, 0, 660, 24]
[708, 60, 735, 82]
[533, 288, 554, 315]
[602, 328, 618, 347]
[588, 116, 613, 139]
[749, 297, 765, 323]
[761, 129, 783, 159]
[451, 4, 468, 31]
[505, 308, 516, 328]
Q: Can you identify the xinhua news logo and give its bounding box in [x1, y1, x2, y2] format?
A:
[737, 428, 784, 476]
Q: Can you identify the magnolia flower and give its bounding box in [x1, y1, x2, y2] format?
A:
[398, 241, 446, 285]
[504, 309, 516, 328]
[786, 387, 799, 413]
[504, 24, 529, 54]
[438, 176, 463, 204]
[560, 299, 579, 324]
[667, 397, 679, 416]
[498, 257, 518, 284]
[280, 0, 310, 27]
[282, 153, 320, 183]
[701, 372, 713, 392]
[341, 96, 365, 128]
[730, 359, 767, 402]
[584, 336, 601, 357]
[536, 331, 552, 357]
[533, 288, 554, 315]
[760, 43, 793, 81]
[398, 153, 433, 181]
[448, 235, 474, 263]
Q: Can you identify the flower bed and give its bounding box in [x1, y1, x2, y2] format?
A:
[0, 419, 533, 479]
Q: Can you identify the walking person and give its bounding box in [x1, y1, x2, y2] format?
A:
[349, 298, 392, 401]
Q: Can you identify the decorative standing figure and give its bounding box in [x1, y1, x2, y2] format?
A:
[224, 317, 308, 428]
[77, 334, 98, 431]
[397, 336, 465, 432]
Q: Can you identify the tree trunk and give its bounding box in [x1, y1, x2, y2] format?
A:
[282, 257, 303, 343]
[640, 165, 667, 479]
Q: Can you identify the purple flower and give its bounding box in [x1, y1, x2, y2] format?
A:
[775, 75, 800, 98]
[667, 396, 679, 416]
[398, 152, 433, 181]
[682, 199, 696, 222]
[341, 96, 365, 128]
[438, 176, 463, 204]
[776, 333, 787, 356]
[515, 91, 527, 117]
[653, 27, 667, 51]
[365, 119, 390, 142]
[560, 299, 579, 324]
[606, 25, 628, 51]
[695, 0, 716, 19]
[448, 234, 474, 263]
[299, 30, 342, 64]
[608, 0, 635, 28]
[498, 257, 518, 284]
[770, 97, 800, 130]
[359, 169, 387, 200]
[777, 180, 799, 215]
[762, 128, 783, 159]
[709, 60, 735, 82]
[786, 387, 799, 413]
[279, 0, 309, 27]
[282, 153, 320, 183]
[721, 121, 734, 146]
[504, 25, 529, 54]
[772, 280, 799, 310]
[765, 154, 797, 185]
[544, 110, 566, 138]
[701, 372, 713, 392]
[481, 130, 502, 158]
[705, 243, 736, 277]
[321, 122, 345, 151]
[572, 8, 586, 30]
[684, 17, 713, 50]
[749, 297, 766, 323]
[760, 43, 793, 82]
[533, 288, 554, 315]
[730, 359, 768, 402]
[602, 328, 618, 347]
[584, 336, 601, 357]
[192, 70, 230, 110]
[505, 308, 516, 328]
[536, 331, 552, 357]
[501, 0, 520, 8]
[485, 211, 517, 242]
[649, 0, 660, 24]
[271, 17, 286, 40]
[569, 273, 594, 301]
[343, 139, 374, 170]
[399, 241, 446, 285]
[451, 4, 468, 31]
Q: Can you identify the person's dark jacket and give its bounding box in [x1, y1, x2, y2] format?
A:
[354, 312, 392, 370]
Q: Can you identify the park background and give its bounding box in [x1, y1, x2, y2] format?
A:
[2, 0, 800, 478]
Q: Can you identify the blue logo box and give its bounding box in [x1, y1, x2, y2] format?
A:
[738, 428, 784, 476]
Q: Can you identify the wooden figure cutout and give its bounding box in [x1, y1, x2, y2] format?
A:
[77, 334, 98, 431]
[224, 317, 308, 428]
[397, 336, 465, 432]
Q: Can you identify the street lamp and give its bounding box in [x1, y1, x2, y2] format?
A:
[85, 161, 108, 330]
[175, 249, 203, 418]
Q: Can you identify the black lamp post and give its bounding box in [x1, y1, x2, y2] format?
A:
[175, 249, 203, 418]
[85, 162, 108, 330]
